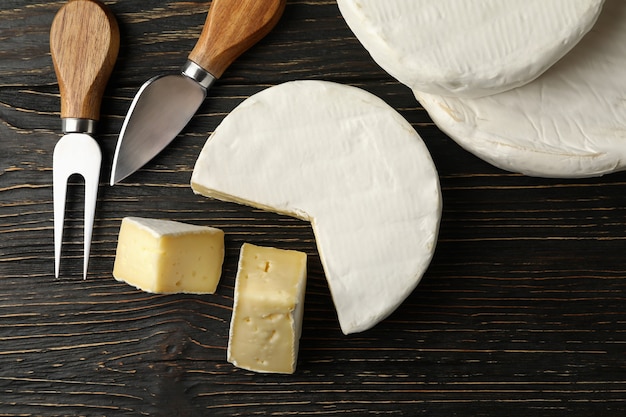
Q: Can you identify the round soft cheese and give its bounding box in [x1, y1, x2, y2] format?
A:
[338, 0, 605, 98]
[191, 80, 442, 335]
[414, 0, 626, 178]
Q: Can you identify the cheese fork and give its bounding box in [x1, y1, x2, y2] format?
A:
[50, 0, 119, 278]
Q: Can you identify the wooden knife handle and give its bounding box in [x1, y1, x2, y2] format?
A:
[50, 0, 119, 121]
[188, 0, 286, 79]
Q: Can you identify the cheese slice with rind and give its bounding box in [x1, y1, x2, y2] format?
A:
[113, 217, 225, 294]
[338, 0, 604, 98]
[414, 0, 626, 178]
[191, 80, 442, 334]
[228, 243, 307, 374]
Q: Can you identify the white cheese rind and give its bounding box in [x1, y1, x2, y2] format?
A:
[227, 243, 307, 374]
[338, 0, 604, 98]
[113, 217, 225, 294]
[414, 0, 626, 178]
[191, 80, 442, 334]
[128, 216, 219, 237]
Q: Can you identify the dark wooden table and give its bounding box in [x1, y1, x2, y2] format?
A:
[2, 1, 626, 415]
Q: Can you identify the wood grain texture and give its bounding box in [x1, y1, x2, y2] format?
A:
[2, 1, 626, 416]
[189, 0, 286, 78]
[50, 0, 120, 121]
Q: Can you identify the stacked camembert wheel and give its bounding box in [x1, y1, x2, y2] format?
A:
[338, 0, 626, 178]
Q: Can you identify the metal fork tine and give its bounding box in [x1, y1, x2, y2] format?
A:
[82, 147, 101, 280]
[53, 157, 68, 279]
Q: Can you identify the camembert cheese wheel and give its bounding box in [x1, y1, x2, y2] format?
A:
[191, 80, 442, 335]
[414, 0, 626, 178]
[338, 0, 604, 98]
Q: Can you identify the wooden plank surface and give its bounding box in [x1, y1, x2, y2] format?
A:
[2, 1, 626, 415]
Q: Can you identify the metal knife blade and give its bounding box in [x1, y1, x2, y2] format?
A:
[110, 69, 210, 185]
[109, 0, 286, 184]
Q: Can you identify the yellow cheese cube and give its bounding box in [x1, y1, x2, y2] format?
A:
[228, 243, 307, 374]
[113, 217, 224, 294]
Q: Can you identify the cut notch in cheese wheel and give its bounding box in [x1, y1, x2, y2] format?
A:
[414, 0, 626, 178]
[191, 80, 442, 335]
[337, 0, 605, 98]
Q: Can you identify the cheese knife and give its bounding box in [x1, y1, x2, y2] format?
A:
[110, 0, 286, 185]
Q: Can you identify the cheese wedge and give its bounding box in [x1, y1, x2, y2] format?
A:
[191, 80, 442, 334]
[414, 0, 626, 178]
[113, 217, 224, 293]
[338, 0, 604, 98]
[228, 243, 307, 374]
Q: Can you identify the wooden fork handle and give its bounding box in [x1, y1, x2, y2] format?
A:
[188, 0, 286, 79]
[50, 0, 120, 121]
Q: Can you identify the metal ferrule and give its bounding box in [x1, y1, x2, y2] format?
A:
[62, 118, 97, 135]
[182, 60, 216, 90]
